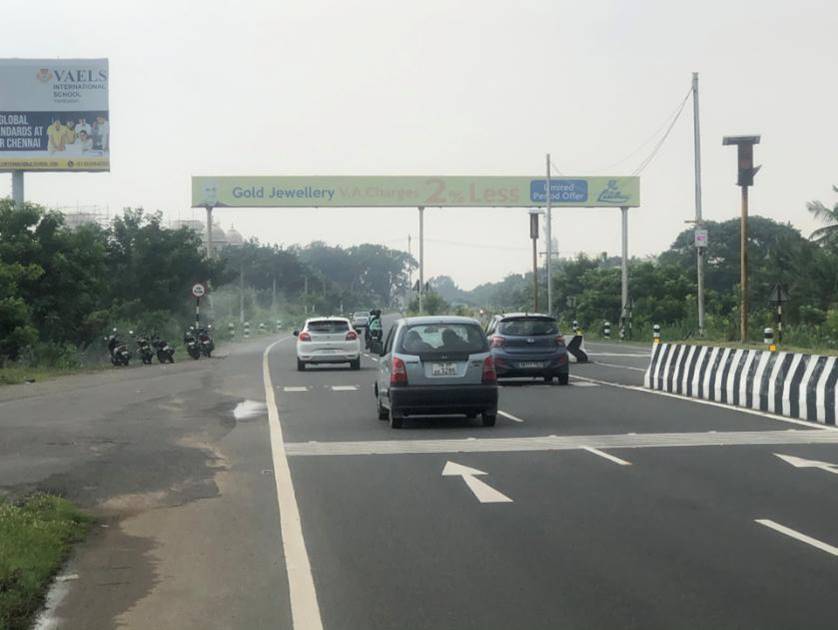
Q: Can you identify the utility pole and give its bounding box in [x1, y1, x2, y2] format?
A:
[204, 205, 214, 258]
[723, 135, 761, 343]
[239, 265, 245, 324]
[407, 234, 412, 301]
[272, 275, 277, 313]
[692, 72, 706, 336]
[546, 153, 553, 315]
[620, 206, 629, 337]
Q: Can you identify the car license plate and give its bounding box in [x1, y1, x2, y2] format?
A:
[431, 362, 457, 376]
[518, 361, 543, 368]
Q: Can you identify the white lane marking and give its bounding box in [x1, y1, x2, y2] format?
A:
[592, 361, 647, 372]
[285, 429, 838, 456]
[283, 386, 309, 392]
[362, 353, 379, 362]
[571, 381, 601, 387]
[263, 338, 324, 630]
[775, 453, 838, 475]
[442, 461, 512, 503]
[582, 446, 632, 466]
[588, 352, 650, 358]
[331, 385, 359, 391]
[498, 410, 525, 423]
[570, 374, 838, 432]
[755, 519, 838, 557]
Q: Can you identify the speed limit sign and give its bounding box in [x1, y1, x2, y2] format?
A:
[192, 283, 207, 298]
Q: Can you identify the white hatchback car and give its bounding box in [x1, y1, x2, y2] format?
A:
[294, 317, 361, 371]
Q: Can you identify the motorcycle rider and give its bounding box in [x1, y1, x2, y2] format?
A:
[366, 309, 383, 351]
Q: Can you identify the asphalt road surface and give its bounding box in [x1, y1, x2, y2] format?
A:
[3, 327, 838, 629]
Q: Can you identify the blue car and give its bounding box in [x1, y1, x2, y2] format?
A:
[486, 313, 569, 384]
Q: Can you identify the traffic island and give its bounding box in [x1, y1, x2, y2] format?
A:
[0, 494, 92, 630]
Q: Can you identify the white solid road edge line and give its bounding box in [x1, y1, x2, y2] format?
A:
[263, 338, 324, 630]
[582, 446, 632, 466]
[570, 374, 838, 432]
[498, 410, 525, 423]
[755, 519, 838, 557]
[593, 361, 647, 373]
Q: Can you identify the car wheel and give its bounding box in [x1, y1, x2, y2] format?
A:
[481, 413, 496, 427]
[389, 407, 404, 429]
[297, 359, 306, 371]
[465, 412, 477, 419]
[558, 373, 569, 385]
[377, 395, 389, 421]
[351, 359, 361, 370]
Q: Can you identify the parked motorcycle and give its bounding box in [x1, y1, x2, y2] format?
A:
[197, 325, 215, 358]
[151, 335, 175, 364]
[184, 327, 201, 360]
[135, 333, 154, 365]
[106, 328, 130, 366]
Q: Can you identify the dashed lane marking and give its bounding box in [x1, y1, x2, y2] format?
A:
[283, 429, 838, 457]
[582, 446, 632, 466]
[755, 519, 838, 557]
[283, 386, 309, 392]
[331, 385, 359, 391]
[571, 381, 600, 387]
[498, 410, 525, 423]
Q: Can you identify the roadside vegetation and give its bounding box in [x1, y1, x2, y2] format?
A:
[430, 193, 838, 352]
[0, 199, 416, 381]
[0, 494, 92, 630]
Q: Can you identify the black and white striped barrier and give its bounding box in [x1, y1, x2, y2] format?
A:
[644, 343, 837, 425]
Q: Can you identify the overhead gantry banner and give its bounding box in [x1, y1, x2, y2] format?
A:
[191, 176, 640, 208]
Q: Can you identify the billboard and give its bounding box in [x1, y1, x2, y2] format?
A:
[191, 176, 640, 208]
[0, 58, 109, 171]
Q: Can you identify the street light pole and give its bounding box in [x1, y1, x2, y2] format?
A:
[418, 207, 425, 314]
[692, 72, 706, 336]
[529, 209, 540, 312]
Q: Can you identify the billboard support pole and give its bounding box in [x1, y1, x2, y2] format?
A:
[12, 171, 24, 210]
[546, 154, 553, 315]
[205, 205, 214, 258]
[620, 206, 629, 338]
[418, 207, 424, 314]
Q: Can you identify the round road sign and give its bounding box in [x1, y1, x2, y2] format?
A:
[192, 283, 207, 298]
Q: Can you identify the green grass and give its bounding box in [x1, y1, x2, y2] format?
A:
[667, 339, 838, 356]
[0, 494, 92, 630]
[0, 364, 107, 386]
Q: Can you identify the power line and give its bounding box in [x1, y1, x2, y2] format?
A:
[631, 87, 692, 175]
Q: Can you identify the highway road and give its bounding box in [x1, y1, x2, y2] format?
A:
[3, 325, 838, 629]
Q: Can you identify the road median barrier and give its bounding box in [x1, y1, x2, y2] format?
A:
[643, 342, 837, 425]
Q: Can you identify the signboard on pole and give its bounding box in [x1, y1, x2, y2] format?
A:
[694, 228, 708, 248]
[192, 283, 207, 298]
[0, 58, 110, 171]
[192, 176, 640, 208]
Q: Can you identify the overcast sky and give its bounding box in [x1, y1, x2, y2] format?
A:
[2, 0, 836, 289]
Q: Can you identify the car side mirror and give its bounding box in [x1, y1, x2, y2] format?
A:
[292, 330, 299, 336]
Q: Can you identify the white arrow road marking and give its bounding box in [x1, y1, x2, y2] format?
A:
[775, 453, 838, 475]
[756, 519, 838, 557]
[442, 461, 512, 503]
[498, 410, 525, 423]
[582, 446, 632, 466]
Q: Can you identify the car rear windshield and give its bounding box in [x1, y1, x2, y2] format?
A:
[353, 312, 368, 318]
[308, 320, 350, 333]
[498, 317, 559, 336]
[399, 323, 487, 355]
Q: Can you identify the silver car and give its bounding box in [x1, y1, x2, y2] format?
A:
[375, 316, 499, 428]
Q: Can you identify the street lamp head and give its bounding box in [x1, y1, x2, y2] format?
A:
[723, 135, 762, 187]
[722, 135, 761, 146]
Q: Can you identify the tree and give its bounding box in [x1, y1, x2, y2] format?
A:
[807, 185, 838, 246]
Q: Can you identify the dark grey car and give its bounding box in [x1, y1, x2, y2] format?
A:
[486, 313, 570, 384]
[375, 316, 499, 428]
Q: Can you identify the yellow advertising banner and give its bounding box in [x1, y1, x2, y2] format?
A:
[191, 176, 640, 208]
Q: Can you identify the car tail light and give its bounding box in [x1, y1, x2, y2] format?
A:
[482, 356, 497, 384]
[555, 335, 566, 347]
[490, 335, 505, 348]
[346, 330, 358, 341]
[391, 357, 408, 385]
[299, 331, 312, 342]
